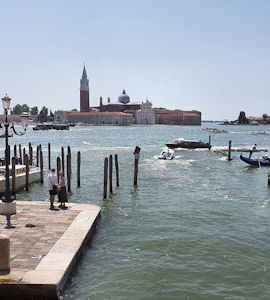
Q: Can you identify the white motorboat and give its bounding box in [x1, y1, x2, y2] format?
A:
[0, 165, 41, 193]
[158, 148, 175, 160]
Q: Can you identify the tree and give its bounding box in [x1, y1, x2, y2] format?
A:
[30, 106, 38, 115]
[238, 111, 248, 124]
[37, 106, 48, 123]
[13, 104, 23, 115]
[71, 108, 78, 111]
[263, 113, 268, 123]
[22, 104, 30, 113]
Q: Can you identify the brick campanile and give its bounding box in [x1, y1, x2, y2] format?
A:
[80, 65, 90, 112]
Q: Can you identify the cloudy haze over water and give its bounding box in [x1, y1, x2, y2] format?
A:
[0, 0, 269, 120]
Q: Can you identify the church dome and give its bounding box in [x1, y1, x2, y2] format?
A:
[118, 89, 130, 104]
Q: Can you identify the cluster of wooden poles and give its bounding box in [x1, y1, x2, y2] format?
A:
[103, 146, 141, 199]
[8, 142, 81, 194]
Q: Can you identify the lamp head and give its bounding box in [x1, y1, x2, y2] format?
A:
[2, 94, 11, 110]
[21, 112, 29, 128]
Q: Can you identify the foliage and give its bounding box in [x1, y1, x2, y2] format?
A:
[12, 104, 30, 115]
[238, 111, 248, 124]
[30, 106, 39, 115]
[71, 108, 78, 111]
[37, 106, 48, 123]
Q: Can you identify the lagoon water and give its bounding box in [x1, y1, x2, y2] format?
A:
[5, 124, 270, 299]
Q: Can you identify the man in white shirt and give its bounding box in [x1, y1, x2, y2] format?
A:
[249, 144, 257, 159]
[47, 168, 59, 209]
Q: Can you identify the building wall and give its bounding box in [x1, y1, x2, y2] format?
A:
[154, 109, 201, 125]
[66, 112, 133, 125]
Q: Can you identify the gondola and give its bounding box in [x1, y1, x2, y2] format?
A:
[240, 153, 270, 167]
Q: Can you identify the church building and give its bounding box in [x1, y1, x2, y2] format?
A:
[54, 65, 200, 125]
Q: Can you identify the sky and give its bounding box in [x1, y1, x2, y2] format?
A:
[0, 0, 270, 120]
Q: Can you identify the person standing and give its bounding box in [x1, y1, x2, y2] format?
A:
[249, 144, 257, 159]
[58, 171, 67, 209]
[47, 168, 59, 209]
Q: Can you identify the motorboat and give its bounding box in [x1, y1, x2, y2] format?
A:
[240, 154, 270, 167]
[0, 165, 41, 193]
[165, 138, 211, 149]
[158, 148, 175, 160]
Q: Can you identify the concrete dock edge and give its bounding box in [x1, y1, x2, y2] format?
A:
[0, 202, 101, 300]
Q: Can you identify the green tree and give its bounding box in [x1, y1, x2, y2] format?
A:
[262, 113, 268, 123]
[30, 106, 38, 115]
[38, 106, 48, 123]
[71, 108, 78, 111]
[238, 111, 248, 124]
[21, 104, 30, 113]
[13, 104, 23, 115]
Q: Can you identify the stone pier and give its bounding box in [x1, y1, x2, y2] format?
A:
[0, 201, 101, 299]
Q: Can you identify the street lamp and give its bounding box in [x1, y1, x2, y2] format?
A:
[0, 94, 29, 228]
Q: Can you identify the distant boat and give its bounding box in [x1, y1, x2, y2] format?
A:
[250, 120, 259, 125]
[165, 138, 211, 149]
[33, 123, 69, 130]
[32, 123, 53, 130]
[158, 148, 174, 160]
[240, 154, 270, 166]
[202, 128, 228, 133]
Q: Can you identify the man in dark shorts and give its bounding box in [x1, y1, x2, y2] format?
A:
[47, 168, 59, 209]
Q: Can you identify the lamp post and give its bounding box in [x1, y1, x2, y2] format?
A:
[0, 94, 29, 228]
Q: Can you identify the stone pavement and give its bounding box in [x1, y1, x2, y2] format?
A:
[0, 201, 101, 299]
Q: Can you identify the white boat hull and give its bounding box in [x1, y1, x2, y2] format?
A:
[0, 167, 41, 193]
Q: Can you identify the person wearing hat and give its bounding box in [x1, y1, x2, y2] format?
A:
[47, 168, 59, 209]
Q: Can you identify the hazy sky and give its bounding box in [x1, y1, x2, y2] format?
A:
[0, 0, 269, 120]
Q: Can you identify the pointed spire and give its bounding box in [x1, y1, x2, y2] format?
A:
[82, 64, 87, 79]
[122, 89, 126, 94]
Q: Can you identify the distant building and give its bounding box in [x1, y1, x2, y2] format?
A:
[135, 98, 155, 124]
[154, 109, 201, 125]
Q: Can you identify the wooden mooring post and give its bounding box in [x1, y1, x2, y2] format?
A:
[61, 147, 65, 176]
[133, 146, 141, 186]
[25, 154, 29, 191]
[67, 153, 71, 192]
[67, 146, 72, 173]
[115, 154, 119, 187]
[11, 157, 16, 195]
[29, 145, 33, 166]
[208, 136, 211, 150]
[23, 148, 26, 165]
[48, 143, 51, 170]
[103, 157, 108, 199]
[19, 144, 22, 164]
[40, 149, 44, 184]
[77, 151, 81, 187]
[57, 157, 61, 182]
[109, 155, 113, 193]
[268, 173, 270, 185]
[13, 145, 17, 158]
[228, 141, 232, 161]
[36, 145, 39, 167]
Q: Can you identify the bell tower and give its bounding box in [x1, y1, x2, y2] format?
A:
[80, 64, 90, 112]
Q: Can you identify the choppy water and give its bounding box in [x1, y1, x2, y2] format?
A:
[5, 123, 270, 299]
